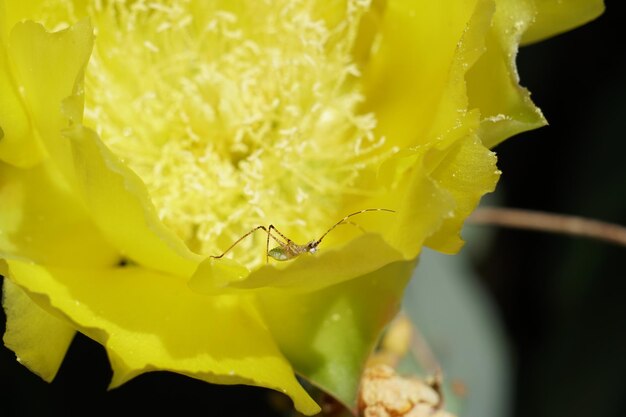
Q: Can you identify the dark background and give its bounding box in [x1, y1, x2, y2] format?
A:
[1, 2, 624, 416]
[482, 1, 626, 416]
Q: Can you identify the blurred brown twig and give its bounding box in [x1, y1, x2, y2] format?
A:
[469, 207, 626, 247]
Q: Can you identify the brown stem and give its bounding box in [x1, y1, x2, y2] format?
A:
[468, 207, 626, 247]
[409, 319, 441, 376]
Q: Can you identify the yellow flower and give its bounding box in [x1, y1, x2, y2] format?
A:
[0, 0, 603, 414]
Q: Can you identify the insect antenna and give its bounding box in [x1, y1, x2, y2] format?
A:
[312, 208, 395, 247]
[339, 220, 368, 235]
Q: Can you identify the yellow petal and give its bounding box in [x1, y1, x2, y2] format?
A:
[0, 63, 43, 167]
[0, 1, 86, 39]
[0, 5, 44, 167]
[361, 0, 489, 148]
[7, 19, 93, 181]
[466, 0, 546, 148]
[2, 259, 320, 415]
[2, 277, 75, 382]
[385, 149, 456, 259]
[0, 18, 120, 267]
[522, 0, 605, 45]
[425, 133, 500, 253]
[0, 161, 119, 267]
[378, 114, 482, 258]
[63, 125, 202, 277]
[357, 0, 501, 257]
[188, 257, 251, 293]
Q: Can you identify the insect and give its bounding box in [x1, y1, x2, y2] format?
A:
[210, 208, 395, 263]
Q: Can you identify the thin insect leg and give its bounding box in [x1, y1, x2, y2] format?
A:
[266, 227, 269, 264]
[268, 224, 294, 244]
[210, 225, 268, 259]
[314, 208, 395, 246]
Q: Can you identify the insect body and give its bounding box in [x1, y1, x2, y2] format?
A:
[210, 208, 395, 263]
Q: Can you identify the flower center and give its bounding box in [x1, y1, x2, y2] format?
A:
[82, 0, 390, 266]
